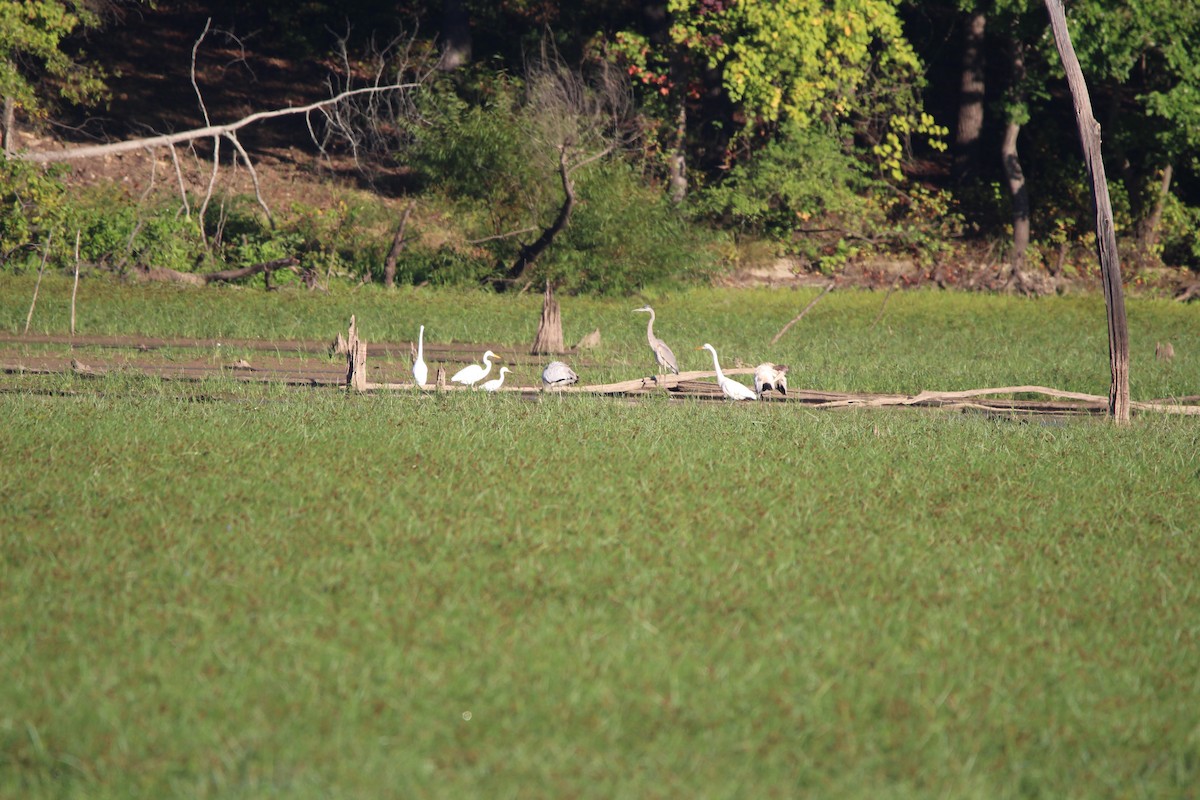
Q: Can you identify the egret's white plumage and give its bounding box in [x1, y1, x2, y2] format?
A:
[542, 361, 579, 388]
[451, 350, 499, 387]
[481, 366, 511, 392]
[633, 306, 679, 375]
[412, 325, 428, 388]
[699, 343, 757, 401]
[753, 363, 787, 399]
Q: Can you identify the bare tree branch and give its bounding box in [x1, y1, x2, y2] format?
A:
[771, 282, 835, 344]
[224, 132, 273, 227]
[168, 143, 191, 219]
[191, 18, 214, 127]
[12, 85, 421, 164]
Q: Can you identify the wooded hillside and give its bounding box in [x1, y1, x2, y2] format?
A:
[2, 0, 1198, 295]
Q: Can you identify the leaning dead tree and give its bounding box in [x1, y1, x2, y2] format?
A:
[501, 49, 633, 289]
[1044, 0, 1131, 424]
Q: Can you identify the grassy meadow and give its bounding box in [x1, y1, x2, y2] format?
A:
[2, 274, 1199, 798]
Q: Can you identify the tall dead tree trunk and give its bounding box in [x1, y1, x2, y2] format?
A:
[1044, 0, 1130, 424]
[1137, 164, 1172, 262]
[438, 0, 472, 71]
[954, 9, 987, 185]
[2, 95, 15, 156]
[667, 96, 688, 204]
[1001, 120, 1031, 281]
[1000, 39, 1032, 292]
[530, 281, 565, 355]
[644, 1, 687, 203]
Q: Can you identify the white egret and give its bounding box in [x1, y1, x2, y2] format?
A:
[698, 343, 757, 401]
[633, 306, 679, 375]
[481, 366, 511, 392]
[451, 349, 500, 388]
[542, 361, 578, 388]
[412, 325, 428, 388]
[753, 363, 788, 400]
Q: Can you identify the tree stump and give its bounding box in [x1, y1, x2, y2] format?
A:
[530, 281, 565, 355]
[345, 315, 368, 392]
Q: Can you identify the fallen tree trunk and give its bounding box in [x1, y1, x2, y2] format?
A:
[11, 85, 419, 164]
[129, 256, 299, 287]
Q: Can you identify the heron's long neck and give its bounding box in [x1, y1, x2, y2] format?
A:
[645, 312, 655, 341]
[708, 348, 724, 379]
[481, 354, 493, 377]
[417, 326, 424, 359]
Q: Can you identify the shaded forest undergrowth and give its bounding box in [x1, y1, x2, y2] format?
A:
[4, 1, 1199, 300]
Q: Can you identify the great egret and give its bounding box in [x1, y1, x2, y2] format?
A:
[412, 325, 428, 388]
[482, 366, 511, 392]
[542, 361, 579, 388]
[698, 343, 757, 401]
[452, 349, 500, 387]
[753, 363, 788, 400]
[633, 306, 679, 375]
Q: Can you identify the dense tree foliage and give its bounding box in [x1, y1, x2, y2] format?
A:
[3, 0, 1199, 287]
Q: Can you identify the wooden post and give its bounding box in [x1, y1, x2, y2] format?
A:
[435, 366, 446, 392]
[70, 230, 81, 337]
[1044, 0, 1131, 424]
[530, 280, 565, 355]
[344, 315, 369, 392]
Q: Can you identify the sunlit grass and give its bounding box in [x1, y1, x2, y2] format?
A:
[1, 276, 1199, 797]
[2, 273, 1198, 396]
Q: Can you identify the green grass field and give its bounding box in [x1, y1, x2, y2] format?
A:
[2, 275, 1199, 797]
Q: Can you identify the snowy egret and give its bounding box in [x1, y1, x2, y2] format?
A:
[633, 306, 679, 375]
[698, 343, 757, 401]
[542, 361, 579, 388]
[482, 366, 511, 392]
[753, 363, 788, 399]
[412, 325, 428, 388]
[451, 350, 500, 387]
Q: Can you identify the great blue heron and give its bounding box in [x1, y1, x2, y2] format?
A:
[412, 325, 428, 389]
[753, 363, 788, 400]
[452, 350, 500, 387]
[542, 361, 579, 388]
[482, 366, 511, 392]
[698, 343, 757, 401]
[633, 306, 679, 375]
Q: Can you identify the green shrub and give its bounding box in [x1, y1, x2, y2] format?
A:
[60, 185, 206, 272]
[544, 163, 720, 294]
[404, 76, 719, 292]
[0, 160, 69, 265]
[1158, 193, 1200, 271]
[697, 122, 877, 239]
